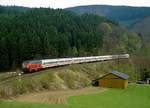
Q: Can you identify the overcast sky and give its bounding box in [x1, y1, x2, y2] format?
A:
[0, 0, 150, 8]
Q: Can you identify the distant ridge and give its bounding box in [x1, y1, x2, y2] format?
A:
[66, 5, 150, 28]
[66, 5, 150, 41]
[0, 5, 30, 13]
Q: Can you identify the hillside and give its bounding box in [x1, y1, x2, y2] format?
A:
[0, 6, 142, 71]
[66, 5, 150, 28]
[133, 16, 150, 41]
[0, 5, 29, 13]
[0, 60, 135, 98]
[67, 5, 150, 42]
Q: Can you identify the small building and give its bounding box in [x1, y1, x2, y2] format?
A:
[96, 71, 129, 89]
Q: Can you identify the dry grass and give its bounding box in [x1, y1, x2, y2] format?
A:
[12, 87, 106, 104]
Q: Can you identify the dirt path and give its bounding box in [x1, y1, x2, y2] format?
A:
[13, 87, 106, 104]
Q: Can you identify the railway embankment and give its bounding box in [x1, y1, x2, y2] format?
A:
[0, 59, 135, 99]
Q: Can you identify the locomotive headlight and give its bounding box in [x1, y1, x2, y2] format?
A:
[22, 64, 25, 68]
[22, 63, 28, 68]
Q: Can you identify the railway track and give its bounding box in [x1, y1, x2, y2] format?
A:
[0, 68, 56, 85]
[0, 72, 34, 85]
[0, 63, 72, 84]
[0, 54, 130, 84]
[0, 75, 18, 82]
[0, 72, 20, 85]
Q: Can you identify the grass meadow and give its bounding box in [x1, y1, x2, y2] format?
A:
[0, 84, 150, 108]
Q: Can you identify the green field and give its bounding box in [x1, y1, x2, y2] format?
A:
[0, 84, 150, 108]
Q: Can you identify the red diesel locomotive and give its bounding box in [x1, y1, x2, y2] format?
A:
[22, 54, 129, 73]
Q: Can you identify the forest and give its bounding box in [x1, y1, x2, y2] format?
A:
[0, 6, 149, 79]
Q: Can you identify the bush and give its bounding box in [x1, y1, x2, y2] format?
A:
[58, 70, 90, 89]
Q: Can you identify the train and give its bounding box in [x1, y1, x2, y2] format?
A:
[22, 54, 130, 73]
